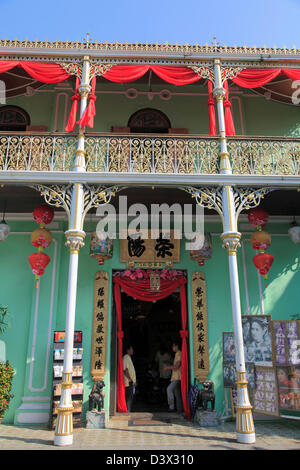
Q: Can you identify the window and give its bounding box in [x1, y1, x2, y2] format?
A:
[0, 106, 30, 131]
[128, 108, 171, 134]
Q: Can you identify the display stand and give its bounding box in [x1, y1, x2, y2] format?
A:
[49, 331, 83, 430]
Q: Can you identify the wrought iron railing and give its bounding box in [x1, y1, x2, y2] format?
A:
[1, 132, 300, 176]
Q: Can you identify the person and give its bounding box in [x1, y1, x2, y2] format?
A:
[155, 343, 171, 400]
[163, 340, 182, 412]
[123, 344, 136, 413]
[245, 318, 272, 363]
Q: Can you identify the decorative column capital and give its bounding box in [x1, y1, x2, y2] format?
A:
[221, 231, 242, 255]
[78, 83, 91, 98]
[65, 230, 86, 254]
[213, 86, 226, 102]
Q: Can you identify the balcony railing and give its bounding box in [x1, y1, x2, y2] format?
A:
[1, 133, 300, 176]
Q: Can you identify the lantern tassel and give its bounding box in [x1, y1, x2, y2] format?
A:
[35, 275, 39, 289]
[264, 275, 268, 288]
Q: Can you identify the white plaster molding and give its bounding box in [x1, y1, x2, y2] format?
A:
[17, 412, 49, 424]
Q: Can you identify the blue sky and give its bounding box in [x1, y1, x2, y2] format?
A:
[1, 0, 300, 48]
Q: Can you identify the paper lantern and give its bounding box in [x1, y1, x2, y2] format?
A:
[253, 253, 274, 287]
[0, 220, 10, 242]
[189, 233, 212, 266]
[31, 227, 52, 248]
[33, 205, 54, 226]
[248, 208, 269, 228]
[28, 252, 51, 289]
[90, 231, 113, 265]
[250, 230, 271, 251]
[288, 222, 300, 244]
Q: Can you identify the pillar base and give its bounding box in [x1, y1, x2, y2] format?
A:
[54, 434, 73, 446]
[237, 432, 256, 444]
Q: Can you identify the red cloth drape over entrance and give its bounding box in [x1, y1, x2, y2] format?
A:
[113, 275, 191, 420]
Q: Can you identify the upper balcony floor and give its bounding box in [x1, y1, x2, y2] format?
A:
[1, 47, 300, 181]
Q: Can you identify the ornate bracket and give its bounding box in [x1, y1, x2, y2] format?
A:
[31, 183, 125, 227]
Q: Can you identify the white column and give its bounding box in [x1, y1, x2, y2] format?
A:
[213, 59, 255, 444]
[54, 57, 90, 446]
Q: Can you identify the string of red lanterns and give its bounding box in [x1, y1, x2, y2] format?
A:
[248, 208, 274, 288]
[28, 205, 54, 289]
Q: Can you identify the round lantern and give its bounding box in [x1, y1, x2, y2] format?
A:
[189, 233, 212, 266]
[250, 230, 271, 251]
[33, 205, 54, 226]
[248, 208, 269, 229]
[253, 253, 274, 287]
[0, 219, 10, 242]
[28, 252, 51, 288]
[288, 220, 300, 244]
[31, 227, 52, 248]
[90, 231, 113, 265]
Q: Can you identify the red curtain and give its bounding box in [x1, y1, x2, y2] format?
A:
[232, 68, 300, 88]
[223, 80, 236, 136]
[76, 75, 97, 129]
[65, 76, 81, 133]
[113, 275, 191, 419]
[207, 79, 217, 136]
[0, 60, 70, 83]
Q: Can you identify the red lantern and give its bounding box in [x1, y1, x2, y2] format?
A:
[253, 253, 274, 287]
[31, 227, 52, 248]
[250, 230, 271, 251]
[28, 252, 51, 288]
[33, 205, 54, 226]
[248, 208, 269, 229]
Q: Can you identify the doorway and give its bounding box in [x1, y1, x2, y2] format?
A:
[113, 290, 186, 413]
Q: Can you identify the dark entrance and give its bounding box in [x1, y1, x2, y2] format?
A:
[121, 291, 182, 412]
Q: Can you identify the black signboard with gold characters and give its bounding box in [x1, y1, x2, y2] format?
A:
[90, 271, 109, 382]
[191, 272, 210, 381]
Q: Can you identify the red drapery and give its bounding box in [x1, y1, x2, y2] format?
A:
[76, 64, 216, 135]
[225, 68, 300, 136]
[113, 275, 191, 420]
[0, 60, 80, 132]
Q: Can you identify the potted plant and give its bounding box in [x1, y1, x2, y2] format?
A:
[0, 306, 14, 423]
[0, 361, 14, 423]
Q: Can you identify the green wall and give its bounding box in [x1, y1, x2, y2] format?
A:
[0, 216, 299, 424]
[3, 81, 300, 137]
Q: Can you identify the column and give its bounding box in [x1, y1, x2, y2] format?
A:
[54, 56, 90, 446]
[213, 59, 255, 444]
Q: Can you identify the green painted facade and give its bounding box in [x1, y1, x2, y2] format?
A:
[0, 216, 299, 424]
[1, 79, 300, 425]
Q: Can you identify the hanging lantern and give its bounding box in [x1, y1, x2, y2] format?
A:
[28, 252, 51, 288]
[90, 231, 113, 265]
[288, 218, 300, 244]
[189, 232, 212, 266]
[33, 205, 54, 227]
[253, 253, 274, 287]
[0, 220, 10, 242]
[248, 208, 269, 229]
[0, 201, 10, 242]
[31, 227, 52, 248]
[250, 230, 271, 251]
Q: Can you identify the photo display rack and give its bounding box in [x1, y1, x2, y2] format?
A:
[49, 331, 83, 430]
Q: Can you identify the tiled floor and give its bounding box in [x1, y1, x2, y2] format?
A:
[0, 414, 299, 450]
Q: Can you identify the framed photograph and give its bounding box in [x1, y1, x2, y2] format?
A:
[223, 332, 236, 363]
[223, 362, 255, 389]
[253, 366, 280, 416]
[272, 320, 300, 366]
[242, 315, 273, 366]
[276, 365, 300, 411]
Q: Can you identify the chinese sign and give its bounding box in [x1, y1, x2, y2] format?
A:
[253, 366, 280, 416]
[272, 320, 300, 366]
[191, 272, 209, 381]
[90, 271, 109, 382]
[120, 230, 180, 266]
